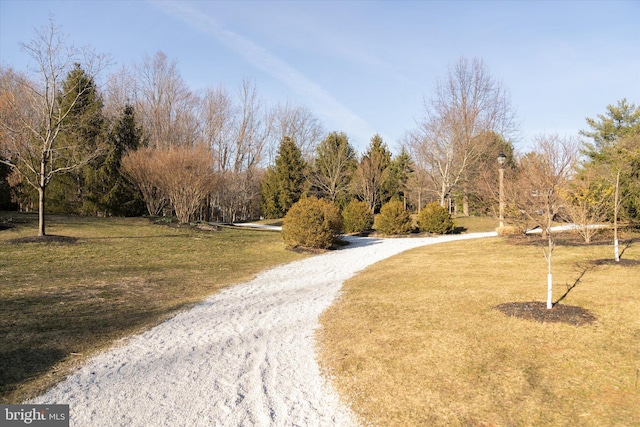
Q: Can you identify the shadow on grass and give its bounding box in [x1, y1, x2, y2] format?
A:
[554, 266, 591, 306]
[0, 286, 182, 403]
[453, 226, 467, 234]
[6, 235, 79, 244]
[0, 347, 66, 399]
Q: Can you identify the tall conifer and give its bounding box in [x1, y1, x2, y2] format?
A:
[48, 64, 106, 213]
[260, 136, 307, 218]
[86, 104, 146, 216]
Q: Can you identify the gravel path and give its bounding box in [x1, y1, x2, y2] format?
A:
[32, 232, 495, 426]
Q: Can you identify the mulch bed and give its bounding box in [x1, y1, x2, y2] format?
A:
[494, 301, 597, 326]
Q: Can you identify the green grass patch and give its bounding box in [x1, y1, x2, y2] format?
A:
[453, 215, 501, 233]
[0, 213, 305, 403]
[318, 232, 640, 426]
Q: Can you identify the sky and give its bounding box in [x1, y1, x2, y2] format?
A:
[1, 0, 639, 154]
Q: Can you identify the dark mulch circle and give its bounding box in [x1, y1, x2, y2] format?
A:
[494, 301, 597, 326]
[7, 235, 79, 244]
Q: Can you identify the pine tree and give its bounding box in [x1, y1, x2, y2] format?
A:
[580, 99, 640, 159]
[579, 99, 640, 222]
[86, 104, 146, 216]
[386, 147, 414, 208]
[354, 134, 392, 213]
[310, 131, 357, 207]
[47, 63, 106, 214]
[0, 161, 17, 210]
[260, 136, 307, 218]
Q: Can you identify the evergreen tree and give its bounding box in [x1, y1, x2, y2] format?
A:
[354, 134, 392, 213]
[580, 99, 640, 159]
[385, 147, 414, 208]
[86, 104, 146, 216]
[260, 167, 281, 219]
[579, 99, 640, 221]
[48, 63, 106, 214]
[260, 136, 307, 218]
[310, 131, 357, 207]
[0, 160, 17, 210]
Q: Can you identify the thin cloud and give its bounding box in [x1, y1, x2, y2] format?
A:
[151, 0, 377, 145]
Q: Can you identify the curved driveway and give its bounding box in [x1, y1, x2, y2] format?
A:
[33, 232, 496, 426]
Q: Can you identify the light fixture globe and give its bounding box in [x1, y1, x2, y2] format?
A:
[497, 152, 507, 166]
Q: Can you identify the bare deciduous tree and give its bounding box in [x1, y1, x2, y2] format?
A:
[199, 80, 270, 222]
[507, 134, 580, 309]
[120, 147, 166, 216]
[135, 51, 199, 148]
[103, 65, 136, 122]
[200, 85, 236, 172]
[121, 145, 215, 222]
[563, 164, 612, 243]
[0, 20, 107, 236]
[269, 101, 324, 162]
[407, 57, 516, 213]
[153, 145, 215, 223]
[232, 79, 270, 172]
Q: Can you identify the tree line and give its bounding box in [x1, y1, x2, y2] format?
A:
[1, 20, 639, 240]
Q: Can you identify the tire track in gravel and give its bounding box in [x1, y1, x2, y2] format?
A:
[32, 232, 496, 426]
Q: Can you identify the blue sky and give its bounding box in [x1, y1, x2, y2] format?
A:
[1, 0, 638, 154]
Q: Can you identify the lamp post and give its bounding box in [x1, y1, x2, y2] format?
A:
[497, 152, 507, 228]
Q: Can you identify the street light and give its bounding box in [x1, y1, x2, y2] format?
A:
[497, 152, 507, 228]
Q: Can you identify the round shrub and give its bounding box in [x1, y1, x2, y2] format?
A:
[418, 201, 454, 234]
[282, 196, 343, 249]
[496, 225, 523, 236]
[375, 200, 413, 235]
[342, 199, 374, 234]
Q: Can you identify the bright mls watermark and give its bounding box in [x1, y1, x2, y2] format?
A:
[1, 405, 69, 426]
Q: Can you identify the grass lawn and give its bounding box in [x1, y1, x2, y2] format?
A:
[0, 213, 306, 403]
[318, 230, 640, 426]
[452, 215, 501, 233]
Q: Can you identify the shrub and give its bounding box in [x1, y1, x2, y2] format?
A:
[496, 225, 523, 236]
[342, 199, 374, 234]
[375, 200, 413, 235]
[282, 197, 343, 249]
[418, 202, 455, 234]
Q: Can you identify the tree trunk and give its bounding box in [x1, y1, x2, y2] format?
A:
[546, 231, 553, 309]
[614, 169, 620, 262]
[463, 181, 469, 216]
[38, 186, 46, 236]
[38, 157, 46, 236]
[547, 271, 553, 309]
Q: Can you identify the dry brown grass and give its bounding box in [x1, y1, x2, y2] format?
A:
[318, 231, 640, 426]
[0, 213, 306, 403]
